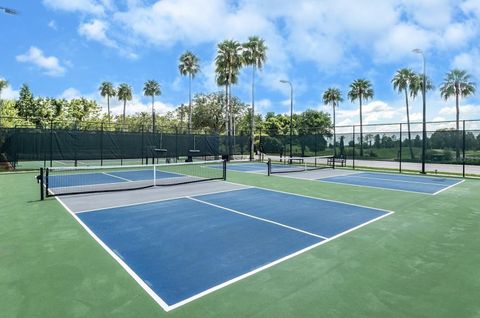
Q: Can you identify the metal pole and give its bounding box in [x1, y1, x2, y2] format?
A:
[399, 123, 402, 173]
[413, 49, 427, 174]
[290, 83, 293, 159]
[463, 120, 466, 178]
[353, 125, 356, 170]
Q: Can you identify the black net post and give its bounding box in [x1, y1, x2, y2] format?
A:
[175, 126, 179, 160]
[223, 159, 227, 180]
[399, 123, 402, 173]
[267, 158, 271, 176]
[352, 125, 356, 170]
[463, 120, 466, 178]
[39, 168, 44, 200]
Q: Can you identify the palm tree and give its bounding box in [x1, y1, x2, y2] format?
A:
[117, 83, 132, 127]
[322, 88, 343, 157]
[143, 80, 161, 132]
[99, 81, 116, 123]
[392, 68, 416, 159]
[348, 79, 374, 156]
[178, 51, 200, 133]
[440, 69, 476, 159]
[242, 36, 267, 160]
[215, 40, 244, 153]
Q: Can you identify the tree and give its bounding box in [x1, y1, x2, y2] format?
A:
[99, 82, 116, 123]
[178, 51, 200, 133]
[392, 68, 416, 159]
[242, 36, 267, 159]
[440, 69, 476, 159]
[176, 103, 189, 130]
[117, 83, 132, 126]
[15, 84, 35, 119]
[348, 79, 374, 156]
[215, 40, 244, 148]
[143, 80, 161, 132]
[322, 87, 343, 156]
[0, 79, 7, 98]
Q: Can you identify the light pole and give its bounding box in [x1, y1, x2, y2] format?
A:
[413, 49, 426, 174]
[280, 80, 293, 159]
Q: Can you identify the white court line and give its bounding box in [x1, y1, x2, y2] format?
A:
[75, 186, 254, 214]
[224, 181, 396, 213]
[432, 179, 466, 195]
[54, 182, 395, 312]
[266, 173, 436, 196]
[343, 173, 462, 186]
[102, 172, 133, 182]
[166, 206, 395, 311]
[187, 196, 328, 240]
[53, 196, 171, 312]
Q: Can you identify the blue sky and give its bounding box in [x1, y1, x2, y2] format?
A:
[1, 0, 479, 127]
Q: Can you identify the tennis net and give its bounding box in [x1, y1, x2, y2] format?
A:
[40, 160, 226, 197]
[267, 156, 330, 175]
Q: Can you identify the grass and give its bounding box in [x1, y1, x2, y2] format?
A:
[1, 169, 480, 317]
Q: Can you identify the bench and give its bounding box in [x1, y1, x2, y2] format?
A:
[327, 156, 346, 167]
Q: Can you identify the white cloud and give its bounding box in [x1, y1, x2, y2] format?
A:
[78, 19, 116, 48]
[60, 87, 82, 100]
[452, 49, 480, 80]
[42, 0, 105, 15]
[48, 20, 57, 30]
[439, 104, 480, 117]
[0, 79, 19, 100]
[16, 47, 66, 77]
[461, 0, 480, 18]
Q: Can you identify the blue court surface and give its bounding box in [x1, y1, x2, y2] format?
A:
[319, 172, 463, 194]
[75, 187, 391, 310]
[48, 169, 184, 188]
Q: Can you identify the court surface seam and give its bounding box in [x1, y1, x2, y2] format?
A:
[102, 172, 132, 182]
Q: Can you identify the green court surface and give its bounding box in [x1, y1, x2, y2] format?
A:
[1, 170, 480, 318]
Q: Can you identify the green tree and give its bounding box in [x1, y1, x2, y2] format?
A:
[215, 40, 244, 141]
[348, 79, 374, 156]
[143, 80, 161, 132]
[440, 69, 476, 159]
[15, 84, 35, 119]
[323, 87, 343, 156]
[178, 51, 200, 133]
[176, 103, 189, 130]
[99, 81, 116, 123]
[242, 36, 267, 159]
[392, 68, 416, 159]
[117, 83, 132, 126]
[0, 79, 7, 99]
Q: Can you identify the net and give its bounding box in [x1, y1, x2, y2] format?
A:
[42, 160, 226, 197]
[267, 156, 331, 174]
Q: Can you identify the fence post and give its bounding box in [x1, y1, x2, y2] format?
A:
[49, 120, 53, 167]
[352, 125, 356, 170]
[175, 126, 179, 160]
[141, 125, 145, 165]
[399, 123, 402, 173]
[463, 120, 466, 178]
[100, 122, 104, 166]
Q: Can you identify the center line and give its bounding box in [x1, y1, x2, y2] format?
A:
[186, 196, 328, 240]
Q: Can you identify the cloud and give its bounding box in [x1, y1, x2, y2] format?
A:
[42, 0, 105, 15]
[48, 20, 57, 30]
[60, 87, 83, 100]
[452, 49, 480, 80]
[439, 104, 480, 117]
[0, 79, 19, 100]
[78, 19, 116, 47]
[16, 47, 66, 76]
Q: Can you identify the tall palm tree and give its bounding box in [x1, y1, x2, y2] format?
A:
[392, 68, 416, 159]
[117, 83, 132, 127]
[99, 81, 116, 123]
[242, 36, 267, 160]
[215, 40, 244, 153]
[143, 80, 161, 132]
[440, 69, 476, 159]
[322, 88, 343, 157]
[178, 51, 200, 133]
[348, 79, 374, 156]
